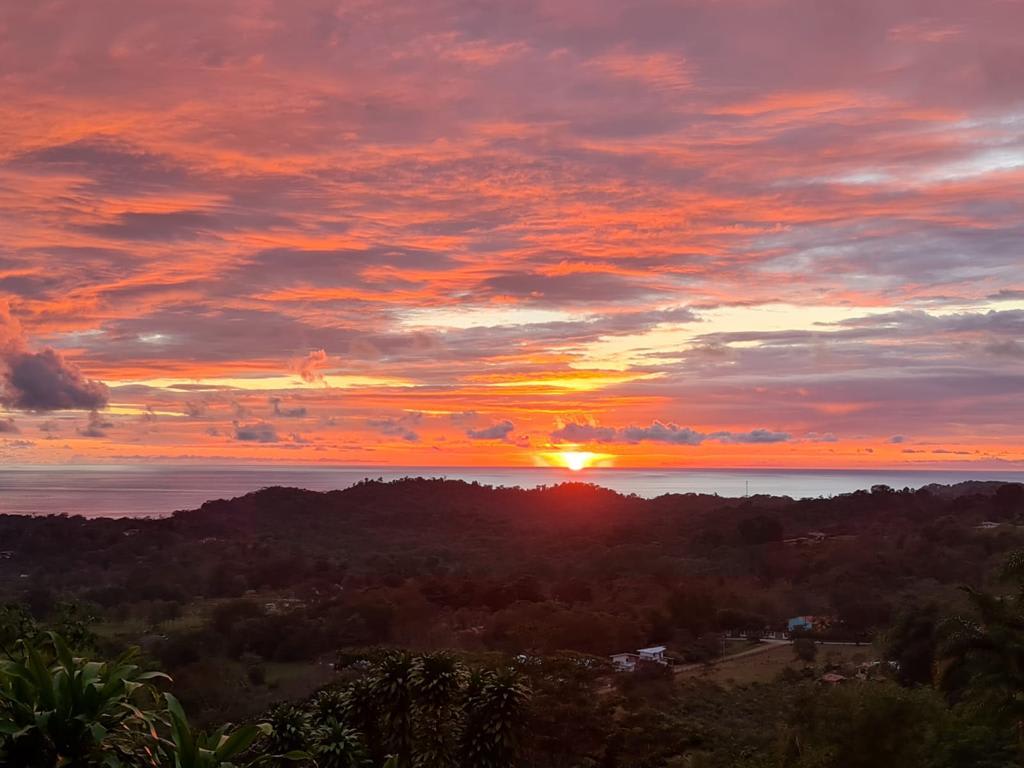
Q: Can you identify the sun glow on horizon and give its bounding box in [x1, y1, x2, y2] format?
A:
[563, 451, 590, 471]
[538, 450, 613, 471]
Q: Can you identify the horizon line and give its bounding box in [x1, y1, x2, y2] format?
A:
[1, 462, 1022, 474]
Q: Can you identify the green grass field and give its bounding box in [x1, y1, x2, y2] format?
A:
[679, 642, 876, 686]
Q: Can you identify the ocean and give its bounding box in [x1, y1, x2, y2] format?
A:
[0, 464, 1022, 519]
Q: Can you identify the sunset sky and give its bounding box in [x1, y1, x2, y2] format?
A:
[0, 0, 1022, 469]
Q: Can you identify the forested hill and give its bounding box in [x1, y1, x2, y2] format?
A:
[1, 477, 1019, 579]
[177, 476, 1023, 540]
[0, 477, 1020, 605]
[1, 477, 1022, 726]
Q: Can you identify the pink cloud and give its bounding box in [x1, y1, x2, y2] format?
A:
[0, 0, 1020, 465]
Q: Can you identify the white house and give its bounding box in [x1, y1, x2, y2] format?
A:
[638, 646, 667, 664]
[610, 652, 639, 671]
[611, 645, 669, 671]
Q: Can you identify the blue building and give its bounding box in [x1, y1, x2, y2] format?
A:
[787, 616, 814, 632]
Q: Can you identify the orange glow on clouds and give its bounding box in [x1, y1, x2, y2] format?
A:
[0, 1, 1021, 470]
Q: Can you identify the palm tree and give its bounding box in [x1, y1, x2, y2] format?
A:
[369, 653, 415, 766]
[310, 716, 370, 768]
[409, 653, 464, 768]
[311, 690, 347, 725]
[459, 669, 529, 768]
[340, 677, 385, 765]
[266, 703, 310, 758]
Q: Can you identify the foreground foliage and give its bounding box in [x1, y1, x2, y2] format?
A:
[273, 651, 529, 768]
[0, 635, 525, 768]
[0, 632, 287, 767]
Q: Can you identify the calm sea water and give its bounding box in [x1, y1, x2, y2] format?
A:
[1, 465, 1022, 519]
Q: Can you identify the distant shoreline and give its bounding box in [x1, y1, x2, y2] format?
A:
[2, 462, 1023, 473]
[0, 465, 1021, 519]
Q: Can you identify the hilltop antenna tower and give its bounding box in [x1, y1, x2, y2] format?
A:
[745, 480, 749, 498]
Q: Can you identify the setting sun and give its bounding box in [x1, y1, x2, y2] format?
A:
[563, 452, 590, 471]
[557, 451, 602, 471]
[535, 450, 615, 471]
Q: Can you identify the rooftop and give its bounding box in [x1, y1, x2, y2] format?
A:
[638, 645, 667, 654]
